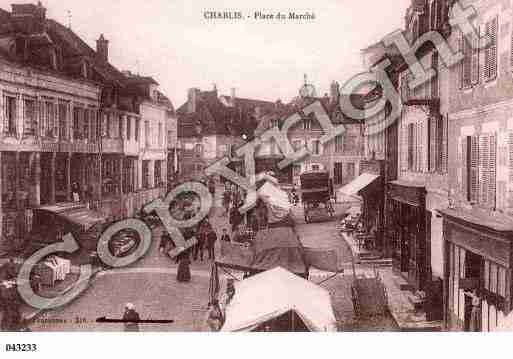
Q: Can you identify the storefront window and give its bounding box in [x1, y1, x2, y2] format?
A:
[142, 160, 150, 189]
[1, 152, 17, 209]
[155, 160, 162, 187]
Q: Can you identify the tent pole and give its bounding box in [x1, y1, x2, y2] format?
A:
[291, 311, 295, 332]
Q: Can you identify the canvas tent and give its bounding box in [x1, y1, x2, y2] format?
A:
[216, 226, 308, 276]
[221, 267, 337, 332]
[494, 312, 513, 331]
[257, 181, 292, 224]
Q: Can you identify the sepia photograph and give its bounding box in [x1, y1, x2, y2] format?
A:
[0, 0, 512, 355]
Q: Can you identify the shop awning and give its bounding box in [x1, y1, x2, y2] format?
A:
[36, 204, 106, 232]
[338, 173, 380, 197]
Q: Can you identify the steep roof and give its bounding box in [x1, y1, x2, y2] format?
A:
[46, 19, 127, 86]
[177, 90, 259, 138]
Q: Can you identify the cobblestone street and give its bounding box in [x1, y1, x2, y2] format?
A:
[26, 197, 398, 332]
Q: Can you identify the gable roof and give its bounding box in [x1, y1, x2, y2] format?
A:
[46, 19, 127, 86]
[177, 90, 259, 138]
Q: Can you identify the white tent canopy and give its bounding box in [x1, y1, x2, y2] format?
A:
[494, 311, 513, 331]
[257, 181, 291, 223]
[221, 267, 337, 332]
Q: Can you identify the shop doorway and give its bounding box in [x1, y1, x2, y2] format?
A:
[40, 153, 53, 205]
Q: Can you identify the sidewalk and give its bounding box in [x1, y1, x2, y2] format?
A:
[340, 231, 442, 331]
[339, 232, 392, 266]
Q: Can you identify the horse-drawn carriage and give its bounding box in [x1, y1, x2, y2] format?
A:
[300, 171, 334, 223]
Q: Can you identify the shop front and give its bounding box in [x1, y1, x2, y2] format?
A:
[358, 160, 387, 255]
[440, 208, 513, 332]
[386, 180, 428, 291]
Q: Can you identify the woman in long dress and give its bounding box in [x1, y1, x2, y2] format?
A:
[176, 248, 191, 282]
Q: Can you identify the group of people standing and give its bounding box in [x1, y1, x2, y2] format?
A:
[160, 215, 220, 283]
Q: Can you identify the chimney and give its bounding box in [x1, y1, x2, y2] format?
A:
[11, 2, 46, 34]
[187, 88, 199, 113]
[96, 34, 109, 62]
[230, 88, 236, 107]
[330, 81, 340, 104]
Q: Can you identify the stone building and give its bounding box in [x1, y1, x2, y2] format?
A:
[176, 86, 275, 181]
[387, 0, 451, 322]
[439, 0, 513, 332]
[0, 3, 172, 252]
[254, 79, 365, 190]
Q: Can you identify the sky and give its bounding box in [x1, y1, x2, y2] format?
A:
[1, 0, 411, 107]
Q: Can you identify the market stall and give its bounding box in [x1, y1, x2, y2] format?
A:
[216, 226, 308, 278]
[221, 267, 337, 332]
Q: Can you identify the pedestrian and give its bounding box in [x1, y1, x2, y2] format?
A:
[206, 228, 217, 260]
[230, 205, 243, 233]
[194, 218, 209, 261]
[222, 189, 231, 216]
[465, 289, 481, 332]
[84, 184, 93, 209]
[208, 177, 216, 197]
[71, 182, 81, 203]
[206, 300, 223, 331]
[160, 232, 175, 256]
[250, 213, 259, 234]
[122, 303, 140, 332]
[220, 228, 231, 242]
[176, 248, 191, 282]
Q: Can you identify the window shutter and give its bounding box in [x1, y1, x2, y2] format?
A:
[507, 132, 513, 213]
[485, 17, 498, 81]
[471, 30, 480, 85]
[511, 14, 513, 69]
[54, 102, 59, 137]
[407, 123, 413, 170]
[432, 52, 439, 98]
[470, 135, 479, 203]
[462, 33, 472, 87]
[488, 134, 497, 209]
[438, 114, 448, 173]
[429, 116, 437, 172]
[420, 119, 426, 172]
[461, 137, 468, 198]
[479, 135, 490, 205]
[402, 124, 408, 171]
[459, 31, 464, 89]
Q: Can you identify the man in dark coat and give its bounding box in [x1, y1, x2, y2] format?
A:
[229, 206, 243, 233]
[220, 229, 231, 242]
[122, 303, 140, 332]
[206, 229, 217, 260]
[208, 177, 216, 196]
[194, 218, 209, 261]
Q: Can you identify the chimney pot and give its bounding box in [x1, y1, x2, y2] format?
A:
[96, 34, 109, 62]
[187, 88, 199, 113]
[230, 88, 236, 106]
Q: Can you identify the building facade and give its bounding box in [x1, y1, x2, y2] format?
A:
[441, 0, 513, 331]
[384, 1, 452, 323]
[176, 87, 273, 181]
[0, 3, 172, 253]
